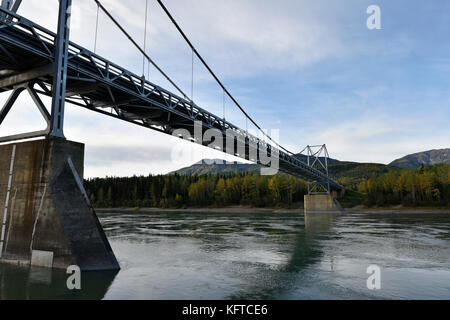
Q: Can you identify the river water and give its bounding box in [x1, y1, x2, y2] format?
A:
[0, 210, 449, 300]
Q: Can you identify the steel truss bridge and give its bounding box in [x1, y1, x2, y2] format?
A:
[0, 3, 344, 193]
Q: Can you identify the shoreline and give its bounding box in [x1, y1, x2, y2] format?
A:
[95, 206, 450, 214]
[96, 206, 301, 214]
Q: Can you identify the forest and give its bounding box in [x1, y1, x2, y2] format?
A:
[357, 164, 450, 207]
[85, 173, 308, 208]
[84, 164, 450, 208]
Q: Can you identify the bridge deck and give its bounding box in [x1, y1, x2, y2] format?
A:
[0, 8, 343, 191]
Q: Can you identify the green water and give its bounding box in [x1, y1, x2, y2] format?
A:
[0, 210, 449, 299]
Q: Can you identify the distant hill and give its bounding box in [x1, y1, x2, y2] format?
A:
[390, 149, 450, 169]
[169, 159, 260, 175]
[169, 157, 401, 188]
[169, 156, 340, 176]
[328, 161, 402, 186]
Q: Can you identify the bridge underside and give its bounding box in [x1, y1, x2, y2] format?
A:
[0, 7, 343, 193]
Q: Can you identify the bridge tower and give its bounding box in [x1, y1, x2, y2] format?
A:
[302, 145, 344, 214]
[0, 1, 119, 270]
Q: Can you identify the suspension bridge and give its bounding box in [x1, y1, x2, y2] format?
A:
[0, 0, 344, 271]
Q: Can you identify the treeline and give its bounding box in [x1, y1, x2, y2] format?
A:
[357, 164, 450, 207]
[84, 173, 308, 208]
[84, 164, 450, 209]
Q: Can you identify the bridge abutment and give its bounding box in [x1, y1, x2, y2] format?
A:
[304, 192, 344, 214]
[0, 138, 119, 270]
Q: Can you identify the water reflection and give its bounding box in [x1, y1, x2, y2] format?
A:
[0, 263, 118, 300]
[289, 212, 339, 270]
[229, 212, 341, 299]
[304, 212, 338, 236]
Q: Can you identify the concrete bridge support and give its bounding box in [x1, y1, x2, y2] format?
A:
[0, 138, 119, 270]
[304, 192, 344, 214]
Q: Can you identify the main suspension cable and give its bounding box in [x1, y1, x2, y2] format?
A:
[93, 0, 190, 100]
[93, 0, 295, 155]
[156, 0, 295, 155]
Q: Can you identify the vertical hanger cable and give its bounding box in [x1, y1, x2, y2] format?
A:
[191, 49, 194, 102]
[142, 0, 148, 77]
[223, 90, 225, 120]
[94, 3, 99, 53]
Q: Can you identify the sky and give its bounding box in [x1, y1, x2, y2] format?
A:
[0, 0, 449, 178]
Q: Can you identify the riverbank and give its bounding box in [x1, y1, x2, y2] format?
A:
[96, 206, 302, 214]
[95, 205, 450, 214]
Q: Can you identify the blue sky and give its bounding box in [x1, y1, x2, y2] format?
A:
[1, 0, 449, 177]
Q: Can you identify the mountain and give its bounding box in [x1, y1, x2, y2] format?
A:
[170, 157, 401, 187]
[170, 159, 260, 175]
[389, 149, 450, 169]
[327, 161, 401, 186]
[169, 156, 339, 176]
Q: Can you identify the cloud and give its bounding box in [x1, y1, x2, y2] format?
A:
[17, 0, 351, 79]
[309, 112, 450, 164]
[2, 0, 449, 178]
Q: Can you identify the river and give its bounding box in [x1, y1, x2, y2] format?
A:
[0, 210, 449, 300]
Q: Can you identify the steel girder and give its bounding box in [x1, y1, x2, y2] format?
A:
[0, 7, 344, 192]
[0, 82, 51, 142]
[49, 0, 72, 138]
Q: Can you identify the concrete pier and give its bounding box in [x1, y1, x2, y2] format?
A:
[304, 192, 344, 214]
[0, 138, 119, 270]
